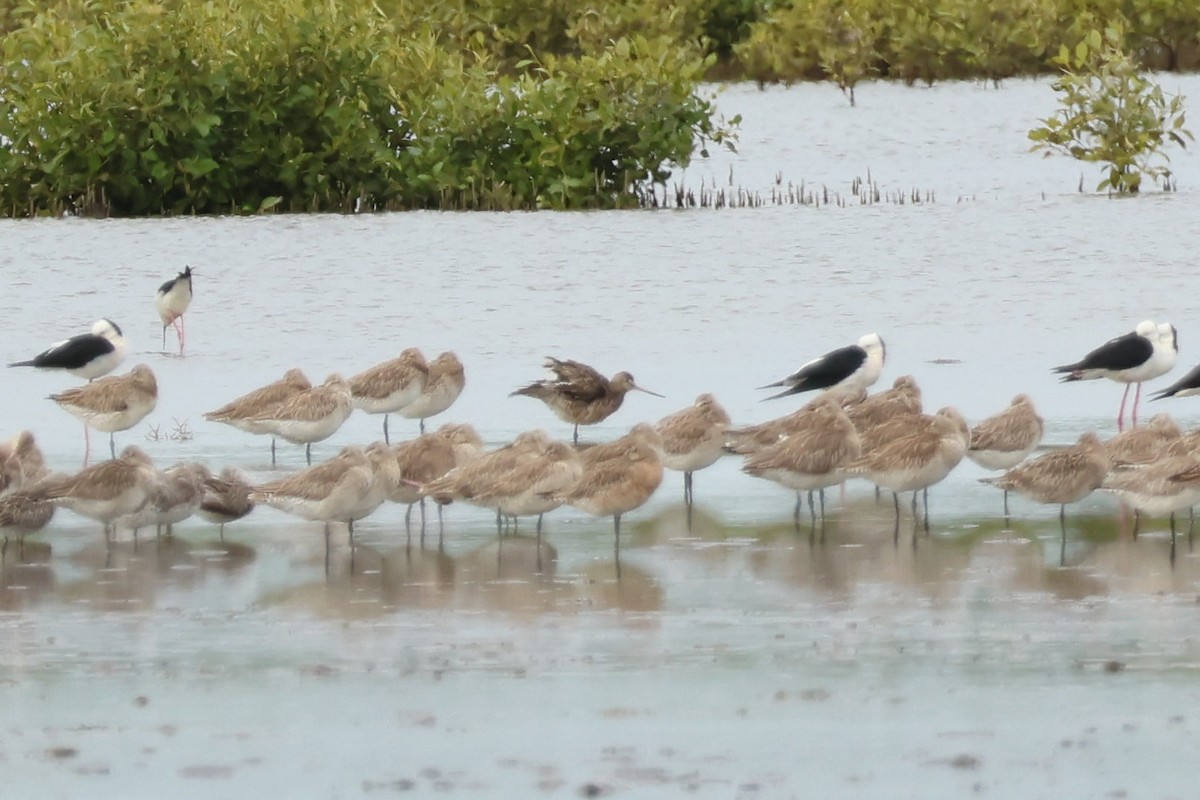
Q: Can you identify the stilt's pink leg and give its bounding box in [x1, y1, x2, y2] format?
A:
[1117, 384, 1131, 432]
[1131, 382, 1142, 428]
[179, 314, 186, 354]
[82, 423, 91, 467]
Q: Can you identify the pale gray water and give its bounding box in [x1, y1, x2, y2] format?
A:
[2, 77, 1200, 798]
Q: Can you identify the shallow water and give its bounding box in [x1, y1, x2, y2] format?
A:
[2, 77, 1200, 797]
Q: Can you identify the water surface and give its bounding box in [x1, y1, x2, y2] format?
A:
[2, 77, 1200, 798]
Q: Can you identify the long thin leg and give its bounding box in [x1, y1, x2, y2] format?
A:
[179, 314, 186, 355]
[161, 325, 167, 350]
[109, 432, 116, 459]
[383, 414, 390, 446]
[793, 493, 802, 532]
[1117, 383, 1131, 432]
[1003, 488, 1010, 521]
[323, 524, 331, 576]
[613, 513, 622, 557]
[818, 489, 827, 544]
[808, 490, 817, 532]
[271, 437, 277, 466]
[922, 488, 930, 534]
[1132, 382, 1143, 428]
[83, 423, 91, 467]
[305, 443, 312, 466]
[1132, 510, 1140, 540]
[1059, 505, 1067, 567]
[1170, 512, 1177, 567]
[573, 424, 579, 446]
[683, 471, 693, 507]
[419, 418, 426, 434]
[892, 491, 900, 547]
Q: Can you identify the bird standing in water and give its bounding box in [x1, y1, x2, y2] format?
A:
[9, 318, 127, 381]
[511, 357, 663, 445]
[155, 265, 194, 355]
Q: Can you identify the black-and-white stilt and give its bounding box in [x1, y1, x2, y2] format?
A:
[155, 265, 194, 355]
[759, 333, 886, 401]
[8, 318, 127, 381]
[1053, 320, 1174, 431]
[1153, 362, 1200, 401]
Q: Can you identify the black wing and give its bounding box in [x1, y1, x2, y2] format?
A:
[1053, 332, 1152, 374]
[9, 333, 114, 370]
[1152, 362, 1200, 400]
[157, 275, 179, 295]
[761, 345, 866, 398]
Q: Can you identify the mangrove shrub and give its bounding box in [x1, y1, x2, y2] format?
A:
[0, 0, 734, 216]
[1029, 27, 1193, 193]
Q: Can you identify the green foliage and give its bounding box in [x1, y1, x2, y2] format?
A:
[0, 0, 735, 216]
[737, 0, 1200, 93]
[1028, 27, 1194, 193]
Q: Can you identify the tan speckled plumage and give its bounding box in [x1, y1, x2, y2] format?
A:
[119, 462, 211, 534]
[742, 404, 862, 491]
[199, 466, 256, 533]
[51, 364, 158, 460]
[349, 348, 429, 443]
[984, 431, 1108, 506]
[204, 368, 312, 433]
[423, 430, 552, 508]
[249, 374, 353, 464]
[397, 351, 466, 432]
[476, 439, 583, 522]
[0, 487, 56, 547]
[558, 424, 663, 548]
[967, 393, 1045, 471]
[655, 393, 730, 505]
[1103, 413, 1181, 467]
[725, 394, 847, 455]
[846, 407, 970, 494]
[0, 430, 48, 495]
[249, 446, 374, 534]
[846, 375, 923, 434]
[33, 445, 158, 534]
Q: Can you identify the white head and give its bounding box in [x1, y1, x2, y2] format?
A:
[1134, 320, 1157, 338]
[1157, 322, 1178, 352]
[92, 318, 124, 341]
[858, 333, 884, 355]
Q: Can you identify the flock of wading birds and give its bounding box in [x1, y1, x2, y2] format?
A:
[3, 267, 1200, 561]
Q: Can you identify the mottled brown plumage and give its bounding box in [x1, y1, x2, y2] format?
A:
[33, 445, 158, 535]
[199, 466, 256, 534]
[422, 430, 551, 507]
[349, 348, 429, 443]
[967, 393, 1045, 471]
[511, 357, 662, 444]
[204, 368, 312, 432]
[0, 489, 56, 548]
[846, 375, 923, 433]
[1103, 413, 1181, 468]
[557, 423, 663, 556]
[51, 364, 158, 461]
[249, 446, 374, 535]
[984, 431, 1108, 507]
[0, 430, 48, 495]
[398, 351, 466, 433]
[655, 393, 731, 505]
[248, 374, 354, 464]
[725, 394, 845, 456]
